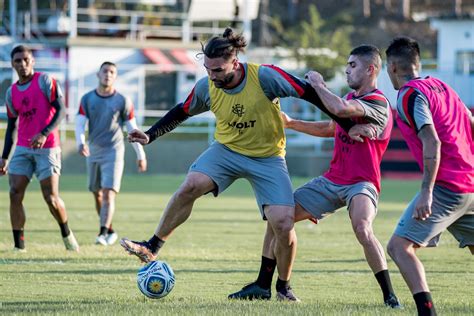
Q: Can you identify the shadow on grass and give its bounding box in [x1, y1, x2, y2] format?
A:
[308, 258, 366, 264]
[4, 268, 137, 275]
[0, 258, 77, 264]
[0, 300, 112, 313]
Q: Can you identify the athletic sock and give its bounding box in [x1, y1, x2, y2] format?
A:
[148, 235, 165, 255]
[99, 226, 108, 236]
[13, 230, 25, 249]
[59, 222, 71, 238]
[413, 292, 437, 316]
[276, 278, 290, 292]
[374, 269, 395, 301]
[255, 256, 276, 289]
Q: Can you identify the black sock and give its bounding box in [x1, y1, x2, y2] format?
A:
[59, 222, 71, 238]
[13, 230, 25, 249]
[99, 226, 108, 236]
[148, 235, 165, 255]
[413, 292, 437, 316]
[255, 256, 276, 289]
[374, 269, 395, 301]
[108, 225, 114, 234]
[276, 278, 290, 292]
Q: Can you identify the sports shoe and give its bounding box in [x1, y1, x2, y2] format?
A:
[276, 287, 301, 302]
[13, 247, 27, 253]
[385, 293, 403, 309]
[106, 232, 118, 245]
[95, 234, 108, 246]
[120, 238, 157, 263]
[63, 232, 80, 252]
[228, 282, 271, 300]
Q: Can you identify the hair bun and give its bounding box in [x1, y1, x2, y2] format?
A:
[223, 28, 233, 39]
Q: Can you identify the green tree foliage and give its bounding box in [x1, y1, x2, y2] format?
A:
[272, 5, 353, 80]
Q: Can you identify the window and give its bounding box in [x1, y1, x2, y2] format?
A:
[456, 51, 474, 75]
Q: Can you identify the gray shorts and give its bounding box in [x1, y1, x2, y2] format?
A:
[87, 155, 124, 193]
[189, 142, 294, 217]
[294, 176, 378, 220]
[394, 185, 474, 248]
[8, 146, 61, 181]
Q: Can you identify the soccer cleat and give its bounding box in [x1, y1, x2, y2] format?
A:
[120, 238, 157, 263]
[95, 234, 108, 246]
[384, 293, 403, 309]
[106, 232, 118, 245]
[276, 287, 301, 302]
[13, 247, 27, 253]
[63, 232, 80, 252]
[228, 282, 271, 300]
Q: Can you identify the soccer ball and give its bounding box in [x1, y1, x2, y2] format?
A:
[137, 260, 175, 299]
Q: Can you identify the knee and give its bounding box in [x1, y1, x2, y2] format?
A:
[387, 237, 405, 261]
[354, 222, 374, 246]
[9, 187, 25, 203]
[176, 179, 205, 200]
[268, 213, 294, 236]
[102, 190, 115, 204]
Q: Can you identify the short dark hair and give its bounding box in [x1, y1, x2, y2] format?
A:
[10, 45, 33, 59]
[350, 44, 382, 70]
[100, 61, 117, 70]
[200, 27, 247, 60]
[385, 36, 420, 70]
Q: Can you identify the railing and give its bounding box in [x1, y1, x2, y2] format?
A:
[8, 8, 241, 43]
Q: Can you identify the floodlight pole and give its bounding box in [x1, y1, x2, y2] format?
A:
[69, 0, 77, 38]
[242, 0, 251, 43]
[9, 0, 16, 39]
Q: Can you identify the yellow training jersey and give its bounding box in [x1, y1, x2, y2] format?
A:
[209, 63, 286, 157]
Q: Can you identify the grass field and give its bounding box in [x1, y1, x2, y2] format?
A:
[0, 175, 472, 315]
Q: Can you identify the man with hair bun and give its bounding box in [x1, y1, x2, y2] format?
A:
[120, 28, 357, 301]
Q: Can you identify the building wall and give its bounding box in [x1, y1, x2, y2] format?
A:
[431, 19, 474, 73]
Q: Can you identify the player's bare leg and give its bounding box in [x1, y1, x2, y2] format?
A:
[387, 235, 436, 313]
[93, 190, 103, 216]
[40, 174, 79, 251]
[264, 205, 300, 302]
[387, 235, 429, 294]
[349, 195, 387, 272]
[350, 195, 400, 308]
[9, 174, 29, 250]
[95, 188, 117, 245]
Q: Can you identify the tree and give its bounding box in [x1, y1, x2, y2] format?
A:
[272, 4, 353, 80]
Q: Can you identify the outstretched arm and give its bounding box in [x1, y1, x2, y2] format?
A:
[258, 65, 356, 133]
[135, 104, 190, 144]
[281, 112, 335, 138]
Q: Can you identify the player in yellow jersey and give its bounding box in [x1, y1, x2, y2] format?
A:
[120, 28, 356, 301]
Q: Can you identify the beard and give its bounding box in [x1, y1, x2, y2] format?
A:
[212, 72, 235, 88]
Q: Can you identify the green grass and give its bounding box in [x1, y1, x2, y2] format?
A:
[0, 175, 472, 315]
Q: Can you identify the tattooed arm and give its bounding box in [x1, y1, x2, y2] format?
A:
[414, 124, 441, 221]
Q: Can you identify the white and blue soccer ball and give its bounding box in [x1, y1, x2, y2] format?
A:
[137, 260, 175, 299]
